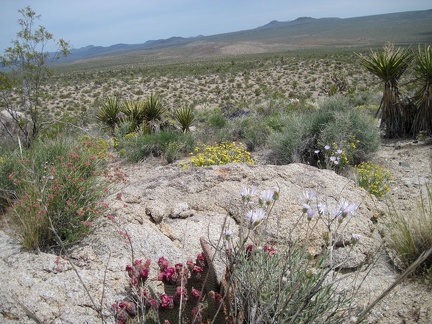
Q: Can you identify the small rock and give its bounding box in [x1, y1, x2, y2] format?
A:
[170, 202, 193, 218]
[124, 194, 141, 204]
[145, 201, 167, 223]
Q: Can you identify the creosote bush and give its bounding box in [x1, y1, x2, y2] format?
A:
[2, 137, 127, 250]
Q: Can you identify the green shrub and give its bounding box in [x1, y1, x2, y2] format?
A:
[0, 152, 17, 214]
[231, 116, 273, 151]
[268, 96, 380, 169]
[206, 108, 227, 129]
[317, 97, 380, 164]
[119, 130, 195, 163]
[3, 137, 124, 250]
[268, 113, 316, 164]
[356, 161, 392, 197]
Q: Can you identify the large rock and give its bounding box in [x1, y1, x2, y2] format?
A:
[0, 162, 384, 323]
[0, 109, 26, 140]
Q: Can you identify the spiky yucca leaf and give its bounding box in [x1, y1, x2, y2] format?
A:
[143, 93, 165, 122]
[357, 44, 413, 137]
[121, 99, 146, 132]
[173, 105, 195, 132]
[95, 96, 121, 134]
[358, 44, 412, 85]
[412, 45, 432, 136]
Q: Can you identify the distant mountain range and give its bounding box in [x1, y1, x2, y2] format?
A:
[57, 9, 432, 65]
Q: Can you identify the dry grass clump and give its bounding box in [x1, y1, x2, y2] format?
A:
[383, 183, 432, 276]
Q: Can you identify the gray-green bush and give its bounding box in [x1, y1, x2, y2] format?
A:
[268, 95, 380, 168]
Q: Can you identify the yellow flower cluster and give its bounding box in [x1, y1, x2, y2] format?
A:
[184, 141, 254, 167]
[356, 161, 392, 198]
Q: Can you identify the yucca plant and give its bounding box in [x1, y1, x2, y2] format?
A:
[358, 44, 413, 138]
[412, 45, 432, 136]
[173, 105, 195, 132]
[95, 96, 121, 134]
[121, 99, 146, 132]
[143, 93, 165, 132]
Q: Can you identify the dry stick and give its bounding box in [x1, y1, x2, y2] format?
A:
[100, 250, 112, 319]
[13, 296, 44, 324]
[355, 247, 432, 324]
[47, 215, 106, 324]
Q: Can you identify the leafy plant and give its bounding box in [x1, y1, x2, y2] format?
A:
[268, 96, 379, 168]
[206, 108, 227, 129]
[122, 99, 146, 133]
[268, 113, 314, 164]
[314, 143, 349, 173]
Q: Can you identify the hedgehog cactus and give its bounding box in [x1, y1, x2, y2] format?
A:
[113, 237, 227, 324]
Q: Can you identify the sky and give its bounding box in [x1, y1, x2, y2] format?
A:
[0, 0, 431, 53]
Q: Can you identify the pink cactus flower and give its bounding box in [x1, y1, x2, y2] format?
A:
[195, 253, 206, 268]
[191, 288, 201, 299]
[191, 305, 202, 324]
[264, 245, 275, 255]
[158, 256, 169, 271]
[160, 294, 174, 309]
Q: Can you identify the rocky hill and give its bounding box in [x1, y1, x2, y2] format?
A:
[1, 138, 431, 323]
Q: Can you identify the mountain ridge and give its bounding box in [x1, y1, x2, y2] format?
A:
[57, 9, 432, 65]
